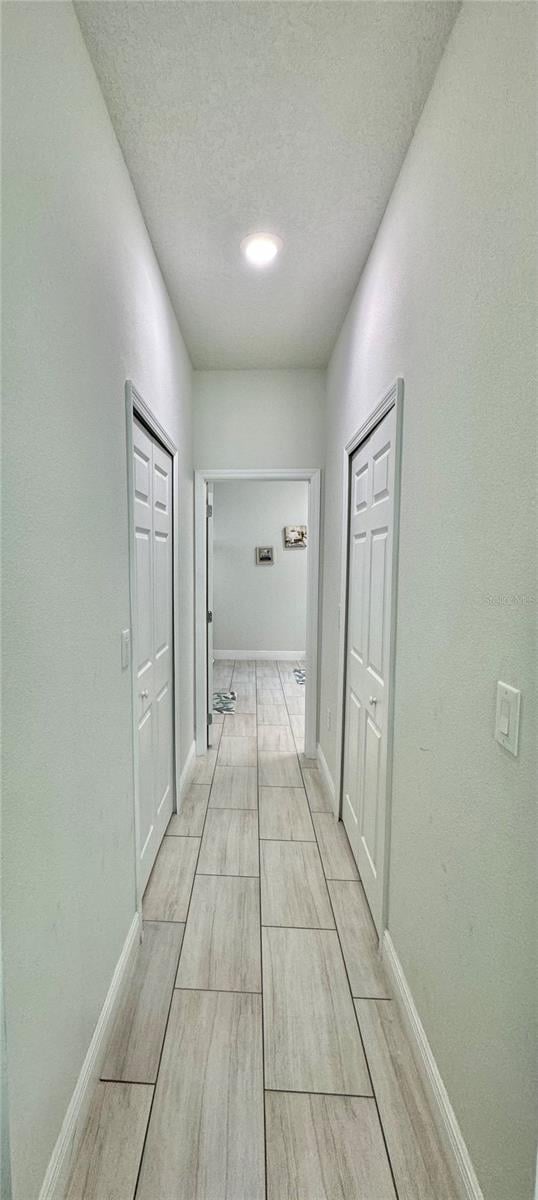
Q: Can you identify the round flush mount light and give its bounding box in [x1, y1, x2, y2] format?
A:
[241, 232, 283, 268]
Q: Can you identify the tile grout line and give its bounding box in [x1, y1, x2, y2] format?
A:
[259, 837, 315, 844]
[209, 805, 258, 812]
[135, 917, 184, 924]
[262, 924, 336, 932]
[265, 1086, 375, 1099]
[131, 701, 222, 1200]
[164, 832, 203, 839]
[196, 872, 260, 879]
[259, 782, 318, 791]
[175, 985, 261, 996]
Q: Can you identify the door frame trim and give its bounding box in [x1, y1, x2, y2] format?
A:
[194, 467, 322, 758]
[125, 380, 179, 912]
[335, 377, 403, 932]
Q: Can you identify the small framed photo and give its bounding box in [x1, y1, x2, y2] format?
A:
[284, 525, 307, 549]
[256, 545, 274, 565]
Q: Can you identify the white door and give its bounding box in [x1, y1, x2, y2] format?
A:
[133, 418, 174, 891]
[342, 406, 397, 932]
[206, 485, 214, 747]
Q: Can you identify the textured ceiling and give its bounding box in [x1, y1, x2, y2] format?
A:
[75, 1, 458, 368]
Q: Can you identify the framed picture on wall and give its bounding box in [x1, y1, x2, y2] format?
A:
[256, 546, 274, 565]
[284, 525, 307, 548]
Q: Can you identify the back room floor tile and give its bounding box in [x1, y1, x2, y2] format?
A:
[257, 704, 290, 726]
[223, 713, 257, 737]
[259, 751, 302, 788]
[218, 736, 257, 766]
[258, 725, 296, 753]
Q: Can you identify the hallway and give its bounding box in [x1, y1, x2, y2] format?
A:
[3, 4, 536, 1197]
[67, 661, 455, 1199]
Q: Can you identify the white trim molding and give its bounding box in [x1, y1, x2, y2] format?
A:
[38, 913, 141, 1200]
[316, 743, 337, 815]
[178, 739, 197, 800]
[383, 932, 484, 1200]
[214, 650, 306, 661]
[195, 468, 321, 759]
[126, 382, 177, 457]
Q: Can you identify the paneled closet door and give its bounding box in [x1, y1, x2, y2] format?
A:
[342, 405, 396, 933]
[133, 418, 174, 893]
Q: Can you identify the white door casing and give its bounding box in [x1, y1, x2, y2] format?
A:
[342, 405, 397, 932]
[206, 484, 214, 748]
[133, 417, 174, 891]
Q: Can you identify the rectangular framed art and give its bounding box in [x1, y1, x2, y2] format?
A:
[284, 525, 307, 548]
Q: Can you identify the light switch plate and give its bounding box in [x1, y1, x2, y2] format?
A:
[121, 628, 131, 670]
[495, 681, 521, 756]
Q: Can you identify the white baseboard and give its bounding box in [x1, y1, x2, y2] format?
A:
[382, 932, 483, 1200]
[38, 912, 141, 1200]
[316, 742, 337, 815]
[178, 739, 196, 799]
[214, 650, 305, 661]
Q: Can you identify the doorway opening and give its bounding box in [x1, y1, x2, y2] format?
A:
[336, 379, 403, 934]
[195, 469, 321, 759]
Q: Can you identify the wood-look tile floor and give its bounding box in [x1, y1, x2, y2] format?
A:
[67, 660, 457, 1200]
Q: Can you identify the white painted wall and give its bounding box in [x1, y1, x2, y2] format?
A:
[2, 5, 194, 1197]
[319, 5, 537, 1199]
[193, 369, 325, 469]
[213, 481, 308, 655]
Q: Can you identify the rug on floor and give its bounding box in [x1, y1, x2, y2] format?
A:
[293, 668, 306, 685]
[213, 689, 237, 713]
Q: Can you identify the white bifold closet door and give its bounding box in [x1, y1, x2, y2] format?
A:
[342, 405, 396, 933]
[133, 417, 174, 892]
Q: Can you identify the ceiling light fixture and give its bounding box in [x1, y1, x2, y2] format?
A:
[241, 232, 283, 268]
